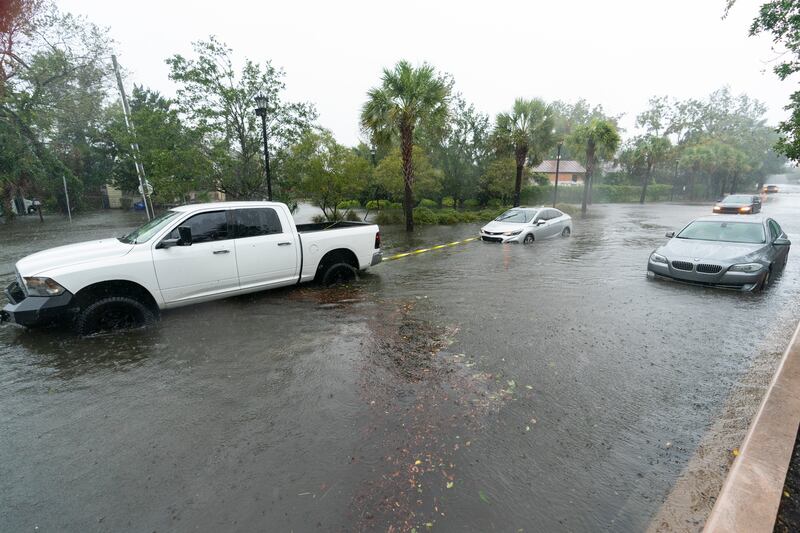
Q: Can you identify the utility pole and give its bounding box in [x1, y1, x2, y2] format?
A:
[112, 54, 151, 220]
[254, 94, 272, 201]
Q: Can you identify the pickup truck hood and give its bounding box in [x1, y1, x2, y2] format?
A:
[16, 239, 134, 276]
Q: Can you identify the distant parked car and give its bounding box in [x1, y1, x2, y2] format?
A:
[712, 194, 761, 214]
[647, 215, 790, 291]
[480, 207, 572, 244]
[763, 184, 780, 194]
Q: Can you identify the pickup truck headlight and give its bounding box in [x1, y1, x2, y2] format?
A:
[728, 263, 763, 273]
[650, 253, 668, 264]
[503, 230, 522, 236]
[23, 277, 66, 296]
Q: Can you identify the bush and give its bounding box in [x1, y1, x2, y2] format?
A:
[486, 198, 504, 209]
[435, 209, 461, 224]
[441, 196, 455, 208]
[345, 210, 362, 221]
[365, 199, 391, 210]
[463, 199, 480, 209]
[337, 199, 361, 210]
[389, 202, 402, 210]
[418, 198, 438, 208]
[412, 206, 439, 225]
[555, 203, 579, 216]
[311, 214, 327, 223]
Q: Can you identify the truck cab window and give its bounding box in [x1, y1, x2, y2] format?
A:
[235, 208, 283, 237]
[169, 211, 229, 243]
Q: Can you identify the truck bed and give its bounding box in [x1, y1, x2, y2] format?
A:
[295, 221, 372, 233]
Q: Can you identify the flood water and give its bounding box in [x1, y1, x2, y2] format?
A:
[1, 195, 799, 532]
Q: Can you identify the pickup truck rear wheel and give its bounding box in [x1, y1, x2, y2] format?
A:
[74, 296, 155, 336]
[321, 262, 359, 285]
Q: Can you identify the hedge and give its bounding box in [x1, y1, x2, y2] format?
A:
[520, 184, 674, 204]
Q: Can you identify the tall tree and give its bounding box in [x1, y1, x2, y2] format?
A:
[628, 134, 672, 203]
[360, 60, 450, 231]
[728, 1, 800, 161]
[166, 37, 316, 200]
[569, 119, 621, 216]
[493, 98, 554, 207]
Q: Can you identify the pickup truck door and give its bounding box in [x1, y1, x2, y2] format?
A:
[233, 207, 299, 289]
[152, 210, 239, 304]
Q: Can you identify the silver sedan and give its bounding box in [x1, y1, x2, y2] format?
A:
[647, 215, 791, 291]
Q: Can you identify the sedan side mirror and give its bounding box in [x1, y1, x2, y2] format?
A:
[665, 231, 675, 238]
[178, 226, 193, 246]
[536, 220, 547, 226]
[774, 237, 791, 246]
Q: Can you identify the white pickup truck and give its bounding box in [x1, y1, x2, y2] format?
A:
[2, 201, 382, 334]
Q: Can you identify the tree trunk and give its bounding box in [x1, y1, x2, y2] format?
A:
[1, 186, 15, 223]
[730, 172, 738, 194]
[513, 145, 527, 207]
[640, 162, 652, 204]
[400, 124, 415, 232]
[581, 143, 595, 217]
[719, 177, 727, 198]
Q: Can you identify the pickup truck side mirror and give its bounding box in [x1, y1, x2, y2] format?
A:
[774, 237, 791, 246]
[178, 226, 193, 245]
[665, 231, 675, 238]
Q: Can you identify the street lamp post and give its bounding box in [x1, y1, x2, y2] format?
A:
[552, 140, 563, 207]
[254, 94, 272, 201]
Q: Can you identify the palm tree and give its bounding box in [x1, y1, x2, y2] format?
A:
[494, 98, 553, 207]
[569, 119, 620, 216]
[360, 61, 450, 231]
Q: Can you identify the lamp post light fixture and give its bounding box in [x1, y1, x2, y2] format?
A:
[254, 93, 272, 201]
[370, 146, 376, 166]
[552, 139, 564, 207]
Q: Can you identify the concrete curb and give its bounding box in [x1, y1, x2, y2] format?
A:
[704, 320, 800, 533]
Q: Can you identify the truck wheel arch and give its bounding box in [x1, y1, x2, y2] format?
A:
[315, 248, 360, 283]
[73, 280, 160, 316]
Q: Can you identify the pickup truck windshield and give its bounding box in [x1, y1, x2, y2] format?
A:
[119, 210, 181, 244]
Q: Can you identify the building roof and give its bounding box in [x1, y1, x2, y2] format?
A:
[531, 160, 586, 174]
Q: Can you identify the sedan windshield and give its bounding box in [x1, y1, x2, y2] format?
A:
[677, 220, 765, 244]
[495, 209, 537, 223]
[721, 195, 753, 204]
[118, 210, 181, 244]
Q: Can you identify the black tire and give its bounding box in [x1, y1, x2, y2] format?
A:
[523, 233, 534, 244]
[561, 227, 571, 237]
[74, 296, 155, 336]
[321, 262, 359, 285]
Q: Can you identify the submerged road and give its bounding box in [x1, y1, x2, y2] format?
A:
[1, 195, 799, 532]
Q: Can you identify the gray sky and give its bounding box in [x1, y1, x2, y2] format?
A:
[61, 0, 791, 146]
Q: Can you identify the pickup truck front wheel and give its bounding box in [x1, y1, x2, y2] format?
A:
[74, 296, 155, 336]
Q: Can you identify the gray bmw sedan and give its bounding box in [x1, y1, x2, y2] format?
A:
[647, 215, 791, 291]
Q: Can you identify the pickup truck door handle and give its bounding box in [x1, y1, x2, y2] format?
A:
[277, 242, 292, 246]
[213, 249, 230, 254]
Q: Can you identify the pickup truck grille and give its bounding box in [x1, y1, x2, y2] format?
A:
[5, 281, 26, 305]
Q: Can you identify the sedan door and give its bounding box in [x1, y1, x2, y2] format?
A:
[233, 207, 299, 289]
[152, 210, 239, 305]
[768, 219, 791, 266]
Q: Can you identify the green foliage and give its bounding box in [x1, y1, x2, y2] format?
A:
[441, 196, 455, 208]
[373, 146, 442, 201]
[412, 206, 439, 224]
[463, 199, 480, 209]
[336, 199, 361, 210]
[479, 157, 519, 204]
[418, 198, 438, 208]
[374, 209, 404, 225]
[365, 199, 391, 210]
[166, 36, 317, 200]
[285, 129, 370, 221]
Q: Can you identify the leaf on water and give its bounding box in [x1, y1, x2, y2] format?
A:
[732, 448, 740, 457]
[415, 459, 423, 465]
[479, 490, 490, 504]
[507, 380, 516, 389]
[784, 490, 791, 498]
[525, 385, 533, 390]
[525, 426, 530, 432]
[446, 481, 454, 489]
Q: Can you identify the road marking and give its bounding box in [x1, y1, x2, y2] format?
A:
[381, 237, 479, 262]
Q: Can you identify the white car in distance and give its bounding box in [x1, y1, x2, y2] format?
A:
[480, 207, 572, 244]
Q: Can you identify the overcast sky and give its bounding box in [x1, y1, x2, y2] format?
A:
[60, 0, 791, 146]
